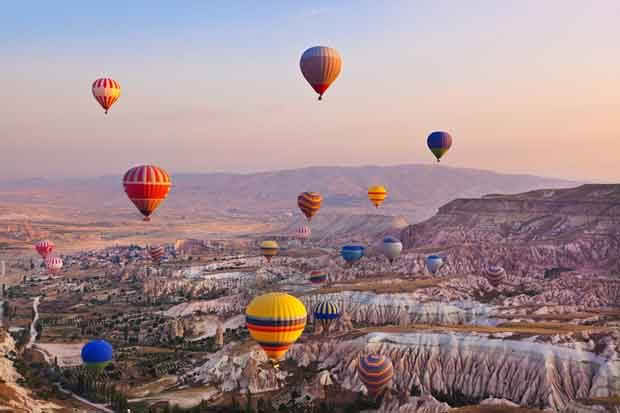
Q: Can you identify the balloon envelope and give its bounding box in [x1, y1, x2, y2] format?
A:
[81, 339, 113, 371]
[427, 131, 452, 162]
[300, 46, 342, 100]
[148, 246, 165, 264]
[245, 292, 307, 362]
[485, 265, 506, 287]
[368, 185, 388, 208]
[296, 225, 311, 241]
[358, 354, 394, 398]
[297, 192, 322, 222]
[341, 245, 364, 263]
[35, 240, 54, 258]
[381, 236, 402, 263]
[313, 301, 340, 332]
[309, 270, 328, 284]
[92, 78, 121, 114]
[123, 165, 172, 221]
[426, 255, 443, 274]
[45, 256, 63, 274]
[260, 240, 279, 263]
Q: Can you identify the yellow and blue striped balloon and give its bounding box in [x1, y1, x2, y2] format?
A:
[245, 292, 307, 362]
[313, 301, 341, 334]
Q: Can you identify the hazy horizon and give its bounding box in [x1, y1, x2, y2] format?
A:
[2, 1, 619, 182]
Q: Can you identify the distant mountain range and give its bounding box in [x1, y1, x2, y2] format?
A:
[0, 165, 577, 223]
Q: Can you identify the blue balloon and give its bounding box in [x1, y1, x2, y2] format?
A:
[425, 255, 444, 274]
[81, 339, 113, 364]
[341, 245, 364, 263]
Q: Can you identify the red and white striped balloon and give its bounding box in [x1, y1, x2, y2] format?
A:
[35, 240, 55, 258]
[92, 78, 121, 114]
[45, 256, 63, 275]
[148, 246, 165, 264]
[296, 225, 311, 241]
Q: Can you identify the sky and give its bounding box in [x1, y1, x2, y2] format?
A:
[1, 0, 619, 181]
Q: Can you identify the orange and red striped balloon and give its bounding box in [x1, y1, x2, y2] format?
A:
[123, 165, 171, 221]
[92, 78, 121, 114]
[300, 46, 342, 100]
[297, 192, 322, 222]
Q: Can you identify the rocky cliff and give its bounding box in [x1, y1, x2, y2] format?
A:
[401, 184, 620, 277]
[0, 330, 60, 413]
[183, 330, 620, 412]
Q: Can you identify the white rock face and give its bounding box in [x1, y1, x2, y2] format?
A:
[301, 291, 493, 326]
[182, 344, 286, 397]
[287, 332, 620, 411]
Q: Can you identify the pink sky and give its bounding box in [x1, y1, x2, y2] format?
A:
[2, 1, 619, 181]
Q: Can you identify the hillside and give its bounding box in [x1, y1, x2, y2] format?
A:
[0, 165, 575, 223]
[401, 184, 620, 276]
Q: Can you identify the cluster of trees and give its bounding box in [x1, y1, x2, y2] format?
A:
[62, 368, 130, 411]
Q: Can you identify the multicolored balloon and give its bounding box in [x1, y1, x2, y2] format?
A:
[81, 339, 113, 372]
[245, 292, 307, 363]
[45, 256, 63, 275]
[123, 165, 172, 221]
[92, 78, 121, 114]
[35, 240, 54, 259]
[300, 46, 342, 100]
[148, 245, 165, 265]
[368, 185, 388, 208]
[425, 255, 444, 275]
[297, 192, 322, 222]
[427, 131, 452, 162]
[309, 270, 328, 284]
[341, 245, 364, 264]
[485, 265, 506, 287]
[313, 301, 341, 334]
[260, 240, 279, 263]
[381, 236, 402, 264]
[358, 354, 394, 398]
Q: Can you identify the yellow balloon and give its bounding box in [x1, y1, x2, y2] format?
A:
[368, 185, 388, 208]
[245, 292, 307, 362]
[260, 240, 279, 263]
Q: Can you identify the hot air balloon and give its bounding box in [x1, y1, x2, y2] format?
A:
[368, 186, 388, 208]
[300, 46, 342, 101]
[35, 240, 54, 259]
[309, 270, 328, 284]
[358, 354, 394, 398]
[296, 225, 312, 243]
[425, 255, 443, 275]
[485, 265, 506, 287]
[427, 131, 452, 162]
[381, 236, 402, 264]
[81, 339, 113, 372]
[45, 256, 63, 275]
[297, 192, 322, 222]
[148, 245, 165, 265]
[123, 165, 172, 221]
[92, 78, 121, 114]
[245, 292, 307, 365]
[260, 240, 279, 263]
[313, 301, 341, 335]
[341, 245, 364, 264]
